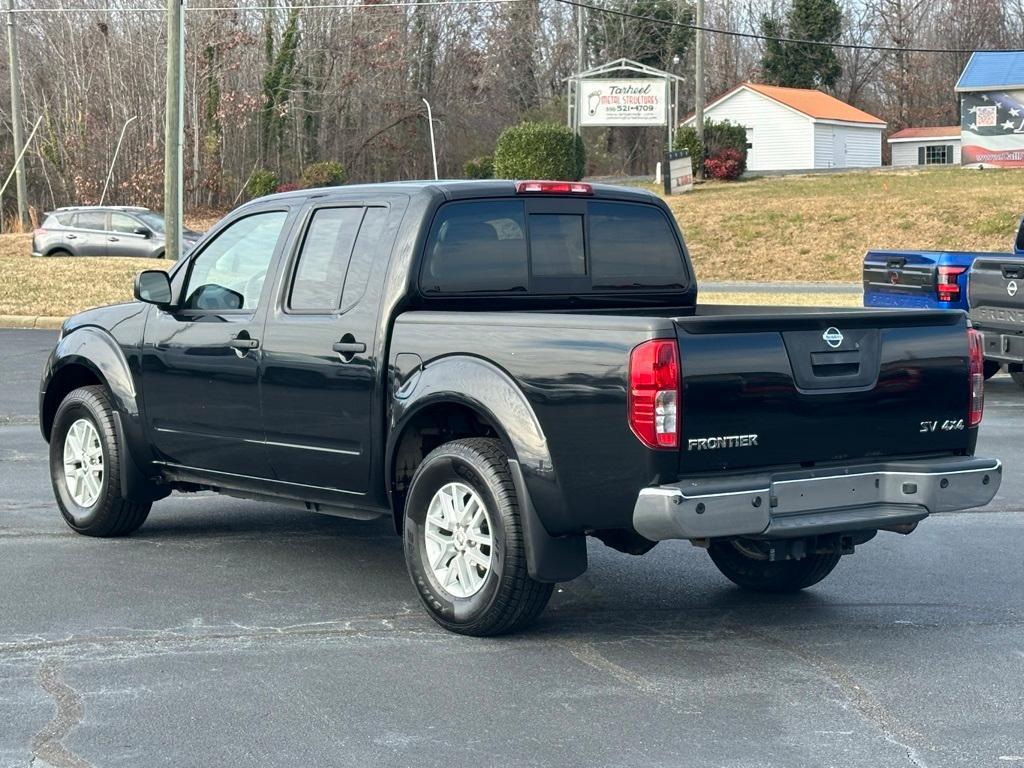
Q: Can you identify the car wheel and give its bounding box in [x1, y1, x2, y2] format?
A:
[46, 248, 73, 258]
[708, 539, 841, 593]
[154, 250, 166, 259]
[49, 385, 151, 537]
[403, 438, 553, 636]
[984, 361, 1002, 380]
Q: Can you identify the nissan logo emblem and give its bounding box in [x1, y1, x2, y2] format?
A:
[1009, 280, 1019, 297]
[822, 327, 844, 348]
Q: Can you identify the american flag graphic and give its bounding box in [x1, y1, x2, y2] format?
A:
[961, 90, 1024, 167]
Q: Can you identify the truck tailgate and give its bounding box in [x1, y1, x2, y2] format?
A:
[674, 308, 973, 473]
[968, 256, 1024, 358]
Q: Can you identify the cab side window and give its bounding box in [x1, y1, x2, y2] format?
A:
[74, 211, 107, 231]
[183, 211, 288, 311]
[289, 207, 363, 312]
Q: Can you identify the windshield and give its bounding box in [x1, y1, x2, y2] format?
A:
[137, 212, 166, 233]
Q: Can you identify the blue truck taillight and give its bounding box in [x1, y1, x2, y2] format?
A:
[938, 266, 967, 303]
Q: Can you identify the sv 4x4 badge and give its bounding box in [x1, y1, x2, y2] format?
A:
[920, 419, 965, 433]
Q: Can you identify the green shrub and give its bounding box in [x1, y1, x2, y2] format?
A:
[464, 155, 494, 179]
[301, 160, 346, 188]
[673, 126, 704, 171]
[673, 120, 749, 179]
[247, 168, 279, 199]
[493, 122, 585, 181]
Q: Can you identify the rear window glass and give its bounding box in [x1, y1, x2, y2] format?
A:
[421, 201, 528, 294]
[529, 214, 586, 277]
[420, 199, 686, 295]
[589, 202, 685, 289]
[289, 207, 363, 311]
[74, 211, 106, 230]
[44, 212, 73, 227]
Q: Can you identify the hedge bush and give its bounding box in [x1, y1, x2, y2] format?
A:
[464, 155, 494, 179]
[301, 161, 346, 188]
[247, 168, 279, 198]
[704, 148, 745, 180]
[673, 119, 749, 180]
[493, 122, 585, 181]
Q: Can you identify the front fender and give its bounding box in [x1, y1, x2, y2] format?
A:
[44, 326, 139, 426]
[41, 326, 162, 502]
[388, 355, 586, 582]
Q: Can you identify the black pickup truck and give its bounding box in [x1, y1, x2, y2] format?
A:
[40, 180, 1001, 635]
[968, 220, 1024, 388]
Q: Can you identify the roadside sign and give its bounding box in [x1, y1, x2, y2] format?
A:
[663, 150, 693, 195]
[578, 78, 668, 127]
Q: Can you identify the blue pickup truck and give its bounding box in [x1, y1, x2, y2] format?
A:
[863, 217, 1024, 311]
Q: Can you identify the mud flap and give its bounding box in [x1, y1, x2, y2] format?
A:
[508, 458, 587, 583]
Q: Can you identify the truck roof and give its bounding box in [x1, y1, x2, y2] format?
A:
[252, 179, 661, 206]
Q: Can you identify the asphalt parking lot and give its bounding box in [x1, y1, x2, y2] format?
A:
[2, 328, 1023, 768]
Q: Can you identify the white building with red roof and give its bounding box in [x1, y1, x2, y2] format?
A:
[887, 126, 962, 166]
[682, 82, 886, 172]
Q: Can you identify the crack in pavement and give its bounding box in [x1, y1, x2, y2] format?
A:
[734, 623, 934, 768]
[31, 659, 92, 768]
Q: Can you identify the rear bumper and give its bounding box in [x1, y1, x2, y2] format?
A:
[975, 327, 1024, 364]
[633, 456, 1002, 541]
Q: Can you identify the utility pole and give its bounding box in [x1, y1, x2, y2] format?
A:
[163, 0, 184, 260]
[577, 2, 585, 74]
[421, 98, 438, 180]
[694, 0, 705, 180]
[5, 0, 28, 231]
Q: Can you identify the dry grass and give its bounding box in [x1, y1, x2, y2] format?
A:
[661, 166, 1023, 282]
[0, 234, 171, 317]
[701, 291, 861, 307]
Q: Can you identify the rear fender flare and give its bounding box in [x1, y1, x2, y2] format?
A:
[388, 355, 587, 582]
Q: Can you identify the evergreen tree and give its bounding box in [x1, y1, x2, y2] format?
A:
[760, 0, 843, 90]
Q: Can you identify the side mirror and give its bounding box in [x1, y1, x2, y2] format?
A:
[134, 226, 152, 238]
[134, 270, 172, 307]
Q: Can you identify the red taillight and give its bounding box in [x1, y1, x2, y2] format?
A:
[937, 266, 966, 303]
[628, 339, 680, 449]
[515, 180, 593, 195]
[968, 328, 984, 427]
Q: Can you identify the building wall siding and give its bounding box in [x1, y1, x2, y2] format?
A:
[815, 124, 884, 168]
[891, 140, 962, 166]
[690, 88, 815, 171]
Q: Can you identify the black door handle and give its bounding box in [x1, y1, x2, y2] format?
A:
[107, 236, 119, 242]
[887, 257, 906, 269]
[332, 341, 366, 355]
[66, 233, 78, 240]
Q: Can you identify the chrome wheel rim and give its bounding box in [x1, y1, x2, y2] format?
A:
[424, 482, 493, 598]
[63, 418, 104, 508]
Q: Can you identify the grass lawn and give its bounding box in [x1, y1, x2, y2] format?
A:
[0, 166, 1017, 317]
[662, 165, 1021, 283]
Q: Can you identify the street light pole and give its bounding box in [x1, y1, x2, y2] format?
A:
[163, 0, 184, 259]
[422, 98, 438, 180]
[100, 116, 138, 206]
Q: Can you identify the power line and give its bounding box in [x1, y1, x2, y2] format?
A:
[7, 0, 1022, 55]
[554, 0, 1015, 55]
[7, 0, 530, 13]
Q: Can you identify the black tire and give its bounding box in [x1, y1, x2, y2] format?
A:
[49, 385, 151, 537]
[403, 438, 553, 636]
[154, 250, 166, 260]
[708, 539, 841, 594]
[984, 360, 1002, 380]
[46, 248, 73, 258]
